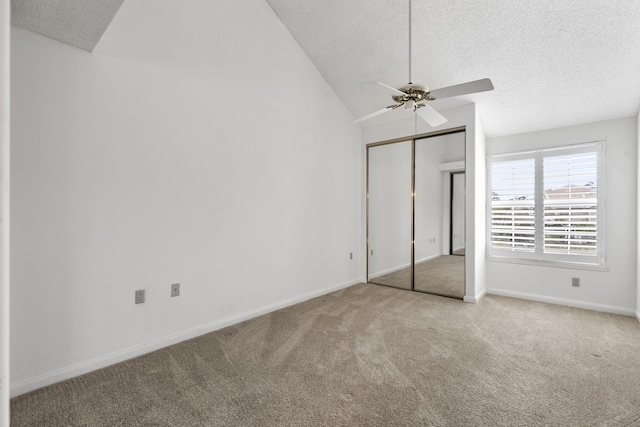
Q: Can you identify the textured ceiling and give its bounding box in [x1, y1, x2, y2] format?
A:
[9, 1, 640, 136]
[266, 0, 640, 137]
[11, 0, 124, 52]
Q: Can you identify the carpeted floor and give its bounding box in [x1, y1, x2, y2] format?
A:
[371, 255, 465, 298]
[11, 283, 640, 426]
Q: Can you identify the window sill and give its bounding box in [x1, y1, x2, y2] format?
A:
[486, 255, 608, 272]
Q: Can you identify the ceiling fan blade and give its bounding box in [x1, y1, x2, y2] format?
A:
[428, 78, 494, 100]
[371, 82, 406, 96]
[353, 106, 395, 123]
[416, 103, 448, 127]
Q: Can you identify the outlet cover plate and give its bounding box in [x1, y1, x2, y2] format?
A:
[171, 283, 180, 297]
[135, 289, 145, 304]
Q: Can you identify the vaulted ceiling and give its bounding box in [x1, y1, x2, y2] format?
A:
[10, 0, 640, 137]
[265, 0, 640, 136]
[11, 0, 124, 52]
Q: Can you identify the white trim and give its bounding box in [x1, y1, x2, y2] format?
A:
[486, 288, 635, 316]
[463, 288, 486, 303]
[636, 310, 640, 324]
[486, 255, 608, 272]
[438, 160, 465, 172]
[10, 279, 360, 397]
[0, 0, 9, 424]
[414, 253, 441, 264]
[368, 254, 442, 280]
[368, 262, 411, 280]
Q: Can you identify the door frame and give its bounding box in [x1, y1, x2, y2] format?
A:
[449, 171, 465, 256]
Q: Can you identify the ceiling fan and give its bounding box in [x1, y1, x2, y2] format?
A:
[354, 0, 494, 127]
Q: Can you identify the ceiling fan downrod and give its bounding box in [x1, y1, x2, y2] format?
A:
[408, 0, 412, 84]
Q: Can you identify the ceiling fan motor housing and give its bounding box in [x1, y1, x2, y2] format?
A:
[392, 83, 435, 103]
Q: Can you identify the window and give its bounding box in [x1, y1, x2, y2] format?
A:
[488, 142, 604, 268]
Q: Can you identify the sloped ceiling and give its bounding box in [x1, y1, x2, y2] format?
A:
[11, 0, 124, 52]
[10, 0, 640, 137]
[266, 0, 640, 136]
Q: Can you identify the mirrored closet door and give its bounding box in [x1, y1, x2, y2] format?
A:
[367, 130, 465, 299]
[367, 140, 412, 290]
[413, 132, 465, 298]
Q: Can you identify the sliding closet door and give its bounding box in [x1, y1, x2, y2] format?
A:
[367, 141, 412, 290]
[413, 132, 465, 298]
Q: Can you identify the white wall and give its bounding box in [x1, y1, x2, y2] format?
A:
[486, 117, 637, 315]
[361, 103, 486, 301]
[471, 108, 487, 301]
[0, 0, 10, 422]
[10, 0, 361, 395]
[637, 110, 640, 322]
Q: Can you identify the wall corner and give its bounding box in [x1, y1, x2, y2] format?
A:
[0, 0, 10, 424]
[636, 108, 640, 318]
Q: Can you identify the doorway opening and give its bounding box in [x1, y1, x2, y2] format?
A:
[449, 171, 465, 256]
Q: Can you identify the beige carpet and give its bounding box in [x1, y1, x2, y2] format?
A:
[11, 284, 640, 426]
[371, 255, 464, 298]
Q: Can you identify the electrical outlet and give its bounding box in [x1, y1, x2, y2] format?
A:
[171, 283, 180, 297]
[135, 289, 145, 304]
[572, 277, 580, 287]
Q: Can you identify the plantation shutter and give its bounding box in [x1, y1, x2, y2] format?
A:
[542, 151, 598, 257]
[489, 156, 536, 255]
[487, 142, 603, 267]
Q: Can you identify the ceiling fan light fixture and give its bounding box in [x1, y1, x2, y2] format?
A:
[405, 100, 416, 111]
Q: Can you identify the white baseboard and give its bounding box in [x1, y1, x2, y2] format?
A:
[368, 263, 411, 280]
[369, 254, 443, 280]
[463, 288, 486, 303]
[636, 310, 640, 324]
[486, 288, 636, 317]
[10, 278, 361, 398]
[414, 254, 442, 264]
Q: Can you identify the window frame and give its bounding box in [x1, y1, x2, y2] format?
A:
[486, 141, 605, 270]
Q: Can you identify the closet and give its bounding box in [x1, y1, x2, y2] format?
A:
[367, 128, 466, 299]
